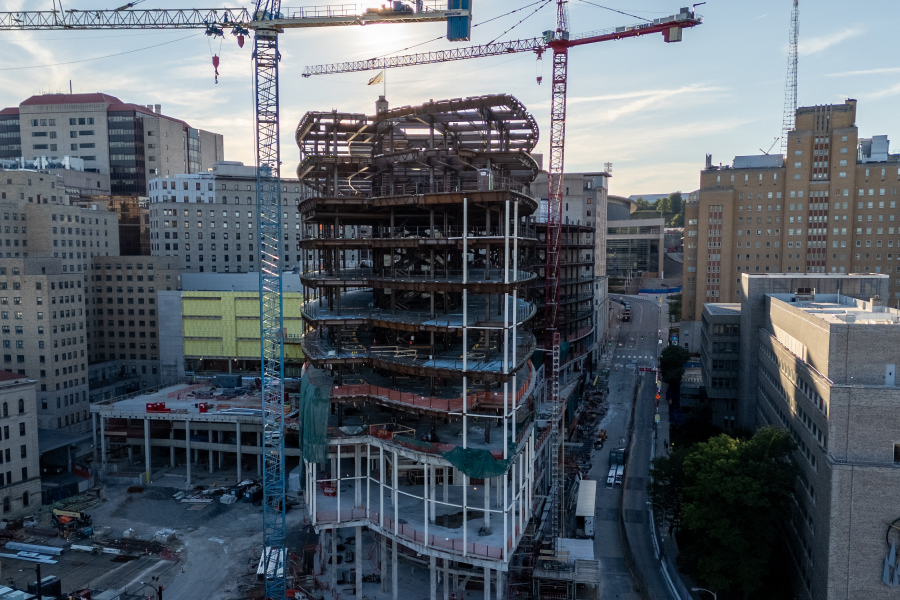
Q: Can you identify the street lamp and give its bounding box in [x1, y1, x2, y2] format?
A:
[691, 587, 717, 600]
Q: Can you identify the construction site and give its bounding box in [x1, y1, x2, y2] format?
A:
[294, 93, 599, 600]
[0, 1, 705, 599]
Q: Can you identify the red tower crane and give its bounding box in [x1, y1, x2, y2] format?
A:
[303, 1, 702, 543]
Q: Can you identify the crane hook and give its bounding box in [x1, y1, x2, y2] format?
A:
[212, 55, 220, 84]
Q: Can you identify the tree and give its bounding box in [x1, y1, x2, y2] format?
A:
[647, 447, 687, 533]
[659, 344, 690, 385]
[668, 294, 682, 320]
[634, 196, 652, 211]
[679, 428, 799, 597]
[657, 195, 672, 215]
[668, 212, 684, 227]
[669, 191, 683, 215]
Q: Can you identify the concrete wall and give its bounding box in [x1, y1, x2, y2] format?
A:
[157, 290, 184, 386]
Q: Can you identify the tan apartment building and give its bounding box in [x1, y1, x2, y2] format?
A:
[683, 99, 900, 322]
[86, 256, 183, 403]
[0, 258, 90, 431]
[148, 161, 313, 273]
[0, 93, 224, 195]
[0, 371, 41, 520]
[730, 275, 900, 599]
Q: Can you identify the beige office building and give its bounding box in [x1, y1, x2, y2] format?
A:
[148, 161, 325, 273]
[86, 256, 183, 403]
[0, 371, 41, 519]
[730, 275, 900, 599]
[683, 99, 900, 322]
[1, 93, 224, 196]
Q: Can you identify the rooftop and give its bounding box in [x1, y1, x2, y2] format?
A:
[704, 303, 741, 316]
[770, 293, 900, 325]
[0, 370, 30, 386]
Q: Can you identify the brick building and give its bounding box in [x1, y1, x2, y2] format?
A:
[683, 99, 900, 323]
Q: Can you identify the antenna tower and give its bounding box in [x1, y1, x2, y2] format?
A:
[781, 0, 799, 155]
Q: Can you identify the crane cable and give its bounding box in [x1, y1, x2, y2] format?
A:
[364, 1, 551, 68]
[487, 0, 555, 45]
[575, 0, 652, 23]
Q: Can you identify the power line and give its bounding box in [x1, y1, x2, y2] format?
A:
[0, 32, 201, 71]
[472, 0, 548, 28]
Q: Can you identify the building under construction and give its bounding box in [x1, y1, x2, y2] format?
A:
[295, 95, 598, 600]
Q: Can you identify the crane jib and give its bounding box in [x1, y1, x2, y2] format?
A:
[0, 7, 471, 31]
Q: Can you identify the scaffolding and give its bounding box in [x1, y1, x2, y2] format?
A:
[297, 95, 547, 600]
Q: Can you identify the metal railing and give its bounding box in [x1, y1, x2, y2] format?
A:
[329, 361, 534, 415]
[300, 267, 537, 283]
[370, 176, 535, 200]
[308, 224, 537, 241]
[302, 330, 536, 375]
[301, 298, 537, 327]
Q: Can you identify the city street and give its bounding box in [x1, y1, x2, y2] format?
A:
[590, 294, 673, 599]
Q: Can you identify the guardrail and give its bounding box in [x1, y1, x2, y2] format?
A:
[330, 362, 533, 414]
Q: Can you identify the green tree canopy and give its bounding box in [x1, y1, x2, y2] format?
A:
[634, 196, 652, 211]
[648, 427, 798, 597]
[659, 344, 690, 384]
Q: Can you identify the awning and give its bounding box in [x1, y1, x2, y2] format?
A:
[38, 428, 92, 454]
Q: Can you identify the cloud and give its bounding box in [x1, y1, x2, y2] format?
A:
[826, 67, 900, 77]
[798, 26, 864, 56]
[750, 14, 768, 21]
[865, 82, 900, 100]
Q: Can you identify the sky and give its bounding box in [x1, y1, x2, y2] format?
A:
[0, 0, 898, 197]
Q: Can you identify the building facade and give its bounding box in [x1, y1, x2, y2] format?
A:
[0, 371, 42, 520]
[683, 99, 900, 322]
[731, 274, 900, 599]
[0, 93, 224, 195]
[1, 258, 92, 430]
[85, 256, 183, 403]
[533, 171, 610, 369]
[148, 161, 323, 273]
[698, 303, 740, 429]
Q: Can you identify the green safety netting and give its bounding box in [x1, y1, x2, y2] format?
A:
[441, 446, 511, 479]
[298, 373, 330, 464]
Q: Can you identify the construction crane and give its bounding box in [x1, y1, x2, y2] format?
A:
[302, 1, 702, 546]
[0, 3, 471, 599]
[781, 0, 799, 155]
[760, 137, 780, 155]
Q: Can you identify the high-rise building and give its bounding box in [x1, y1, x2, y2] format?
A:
[682, 99, 900, 323]
[147, 161, 316, 273]
[0, 258, 91, 430]
[702, 273, 896, 600]
[1, 171, 122, 430]
[0, 371, 41, 520]
[0, 93, 224, 195]
[533, 171, 610, 374]
[85, 256, 183, 402]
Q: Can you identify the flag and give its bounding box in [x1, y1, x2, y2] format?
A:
[368, 71, 384, 85]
